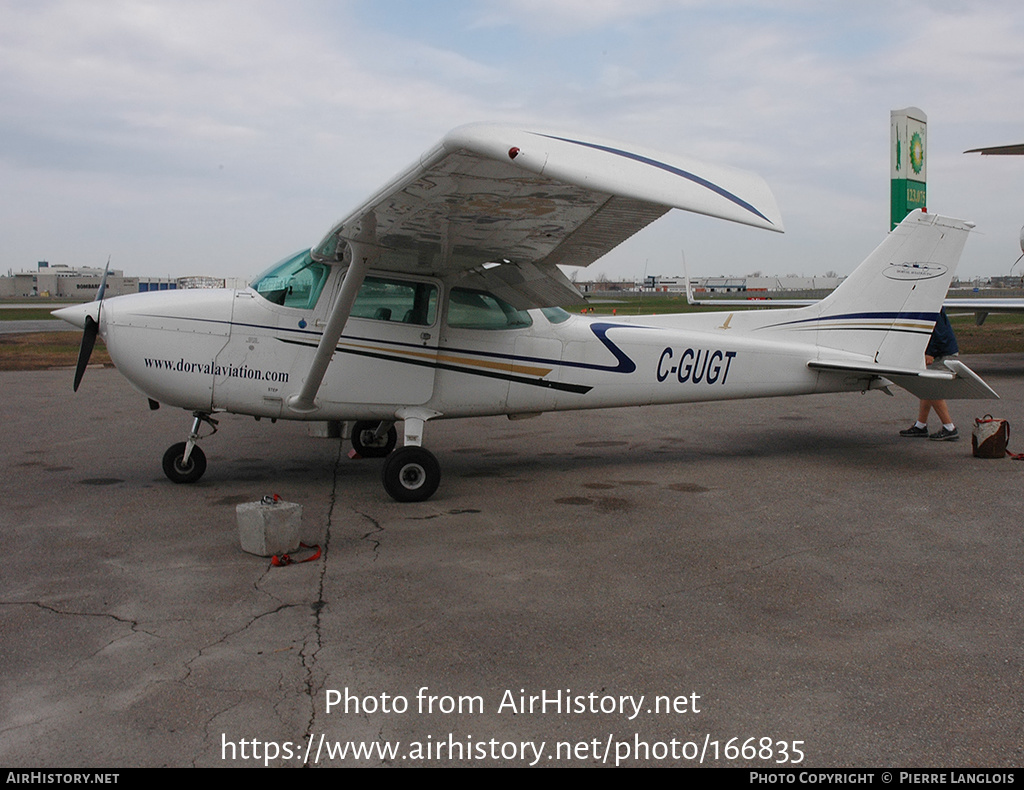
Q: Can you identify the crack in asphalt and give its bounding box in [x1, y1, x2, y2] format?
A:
[299, 439, 341, 747]
[354, 509, 384, 560]
[0, 600, 155, 636]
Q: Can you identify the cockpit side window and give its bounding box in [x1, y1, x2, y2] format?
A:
[250, 250, 330, 311]
[447, 288, 533, 330]
[351, 277, 438, 326]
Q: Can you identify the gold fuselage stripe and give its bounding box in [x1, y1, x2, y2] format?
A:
[337, 341, 553, 378]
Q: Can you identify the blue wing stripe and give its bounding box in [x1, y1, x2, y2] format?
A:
[535, 133, 775, 227]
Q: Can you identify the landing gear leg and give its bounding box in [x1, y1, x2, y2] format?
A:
[351, 420, 397, 457]
[162, 412, 218, 484]
[380, 411, 441, 502]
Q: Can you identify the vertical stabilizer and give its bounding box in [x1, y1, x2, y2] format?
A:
[758, 212, 972, 369]
[811, 210, 972, 368]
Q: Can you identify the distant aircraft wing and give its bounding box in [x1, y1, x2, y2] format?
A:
[965, 144, 1024, 155]
[685, 295, 818, 307]
[312, 122, 783, 309]
[943, 298, 1024, 313]
[686, 294, 1024, 315]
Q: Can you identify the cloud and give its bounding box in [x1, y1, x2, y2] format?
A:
[471, 0, 688, 33]
[3, 1, 1024, 278]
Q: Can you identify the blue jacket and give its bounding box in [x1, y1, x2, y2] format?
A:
[926, 309, 959, 358]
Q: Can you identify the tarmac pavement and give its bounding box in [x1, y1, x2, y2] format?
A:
[2, 357, 1023, 767]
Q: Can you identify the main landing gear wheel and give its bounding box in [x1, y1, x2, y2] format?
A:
[351, 420, 398, 458]
[162, 442, 207, 484]
[381, 446, 440, 502]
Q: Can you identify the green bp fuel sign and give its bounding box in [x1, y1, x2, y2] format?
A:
[891, 107, 927, 229]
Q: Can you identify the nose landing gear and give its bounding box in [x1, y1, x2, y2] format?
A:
[163, 412, 218, 484]
[162, 442, 207, 484]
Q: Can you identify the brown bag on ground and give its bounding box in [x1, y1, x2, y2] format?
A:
[972, 415, 1009, 459]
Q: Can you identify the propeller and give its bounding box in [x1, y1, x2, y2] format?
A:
[72, 258, 110, 391]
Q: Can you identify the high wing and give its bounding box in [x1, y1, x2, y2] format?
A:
[289, 122, 784, 412]
[312, 122, 783, 308]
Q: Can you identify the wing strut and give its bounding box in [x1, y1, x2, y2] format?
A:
[287, 214, 378, 413]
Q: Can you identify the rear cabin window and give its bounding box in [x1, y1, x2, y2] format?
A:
[541, 306, 571, 324]
[446, 288, 533, 330]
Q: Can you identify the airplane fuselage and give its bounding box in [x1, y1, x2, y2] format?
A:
[88, 272, 871, 426]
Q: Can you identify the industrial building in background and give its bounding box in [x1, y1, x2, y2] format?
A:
[646, 274, 844, 295]
[0, 261, 246, 299]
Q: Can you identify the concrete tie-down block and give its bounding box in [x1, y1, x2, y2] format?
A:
[236, 499, 303, 557]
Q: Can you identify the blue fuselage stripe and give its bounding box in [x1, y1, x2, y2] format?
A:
[764, 311, 939, 330]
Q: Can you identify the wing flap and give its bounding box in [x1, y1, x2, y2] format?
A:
[540, 196, 670, 268]
[457, 261, 586, 310]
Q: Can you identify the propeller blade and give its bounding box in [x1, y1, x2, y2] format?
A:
[71, 257, 111, 392]
[73, 315, 99, 392]
[97, 257, 110, 302]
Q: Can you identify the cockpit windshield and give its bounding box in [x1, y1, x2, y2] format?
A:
[250, 249, 330, 311]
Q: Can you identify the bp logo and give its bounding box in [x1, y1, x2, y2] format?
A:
[910, 131, 924, 175]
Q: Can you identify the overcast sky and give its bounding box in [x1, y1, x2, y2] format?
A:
[3, 0, 1024, 282]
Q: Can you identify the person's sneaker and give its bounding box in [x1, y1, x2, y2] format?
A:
[929, 427, 959, 441]
[900, 424, 929, 438]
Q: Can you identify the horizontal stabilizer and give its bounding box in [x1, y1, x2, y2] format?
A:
[809, 359, 999, 400]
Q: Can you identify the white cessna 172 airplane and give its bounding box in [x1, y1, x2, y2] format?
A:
[54, 123, 997, 501]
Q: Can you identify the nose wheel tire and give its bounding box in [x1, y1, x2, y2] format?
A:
[351, 421, 398, 458]
[381, 446, 440, 502]
[162, 442, 207, 484]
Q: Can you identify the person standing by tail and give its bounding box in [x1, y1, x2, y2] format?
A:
[900, 307, 960, 441]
